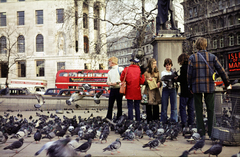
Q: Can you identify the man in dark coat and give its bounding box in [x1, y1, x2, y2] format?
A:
[156, 0, 178, 32]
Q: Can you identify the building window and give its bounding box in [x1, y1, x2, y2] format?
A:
[193, 7, 197, 17]
[84, 63, 91, 70]
[219, 18, 224, 28]
[189, 8, 193, 18]
[0, 12, 6, 26]
[0, 62, 8, 78]
[83, 13, 88, 28]
[36, 34, 44, 52]
[18, 0, 25, 1]
[57, 62, 65, 71]
[220, 37, 224, 48]
[237, 14, 240, 24]
[36, 10, 43, 24]
[17, 11, 24, 25]
[228, 15, 234, 26]
[99, 64, 103, 70]
[94, 18, 98, 30]
[36, 60, 44, 77]
[229, 34, 234, 46]
[1, 0, 6, 3]
[17, 61, 26, 77]
[213, 38, 217, 49]
[212, 20, 216, 29]
[76, 40, 78, 52]
[0, 36, 6, 54]
[56, 9, 64, 23]
[84, 36, 89, 53]
[237, 33, 240, 45]
[17, 35, 25, 53]
[219, 0, 223, 10]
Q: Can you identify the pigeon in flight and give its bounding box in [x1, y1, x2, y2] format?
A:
[103, 138, 121, 155]
[94, 90, 103, 104]
[34, 94, 45, 108]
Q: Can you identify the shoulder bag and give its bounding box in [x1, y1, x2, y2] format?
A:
[119, 67, 129, 95]
[198, 52, 219, 81]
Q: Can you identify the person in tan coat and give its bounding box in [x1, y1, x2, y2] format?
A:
[143, 58, 162, 123]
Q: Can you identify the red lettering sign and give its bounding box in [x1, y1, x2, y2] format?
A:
[228, 52, 240, 72]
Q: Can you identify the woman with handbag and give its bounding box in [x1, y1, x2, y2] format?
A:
[120, 58, 145, 121]
[143, 58, 162, 123]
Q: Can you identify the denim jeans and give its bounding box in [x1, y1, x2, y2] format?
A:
[179, 96, 195, 126]
[161, 88, 178, 123]
[127, 99, 140, 121]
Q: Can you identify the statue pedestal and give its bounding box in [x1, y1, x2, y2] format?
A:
[151, 36, 186, 73]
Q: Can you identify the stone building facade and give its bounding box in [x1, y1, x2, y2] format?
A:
[181, 0, 240, 79]
[0, 0, 107, 89]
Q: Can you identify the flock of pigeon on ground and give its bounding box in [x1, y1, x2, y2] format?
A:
[0, 108, 239, 157]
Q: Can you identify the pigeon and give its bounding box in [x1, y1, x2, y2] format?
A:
[186, 132, 201, 143]
[231, 151, 240, 157]
[103, 138, 121, 155]
[34, 129, 42, 143]
[46, 138, 77, 157]
[66, 92, 84, 105]
[188, 137, 205, 154]
[34, 94, 45, 108]
[93, 90, 103, 104]
[0, 132, 8, 144]
[35, 141, 55, 156]
[179, 150, 189, 157]
[4, 138, 24, 153]
[42, 130, 57, 140]
[142, 139, 160, 150]
[75, 138, 92, 154]
[204, 141, 223, 157]
[68, 137, 80, 149]
[99, 126, 110, 143]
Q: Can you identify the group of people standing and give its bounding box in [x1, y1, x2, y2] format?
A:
[105, 37, 231, 138]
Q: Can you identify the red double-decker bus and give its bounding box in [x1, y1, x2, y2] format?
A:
[55, 69, 110, 90]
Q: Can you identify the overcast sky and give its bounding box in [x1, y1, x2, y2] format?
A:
[106, 0, 184, 38]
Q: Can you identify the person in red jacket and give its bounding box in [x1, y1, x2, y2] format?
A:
[120, 58, 145, 121]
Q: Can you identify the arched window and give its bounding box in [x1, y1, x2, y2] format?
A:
[84, 36, 89, 53]
[36, 34, 44, 52]
[212, 20, 216, 29]
[237, 33, 240, 45]
[213, 38, 217, 49]
[220, 37, 224, 48]
[17, 35, 25, 53]
[218, 18, 224, 28]
[0, 36, 7, 54]
[228, 15, 234, 26]
[229, 34, 234, 46]
[83, 13, 88, 29]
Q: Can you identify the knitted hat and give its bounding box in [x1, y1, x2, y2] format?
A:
[109, 56, 118, 65]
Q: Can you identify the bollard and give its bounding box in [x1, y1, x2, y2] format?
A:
[214, 86, 223, 124]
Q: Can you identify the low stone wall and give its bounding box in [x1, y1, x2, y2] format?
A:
[0, 95, 128, 111]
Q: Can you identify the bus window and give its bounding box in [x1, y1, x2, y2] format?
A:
[103, 73, 108, 77]
[88, 73, 93, 77]
[78, 71, 83, 77]
[94, 73, 102, 77]
[83, 73, 87, 77]
[59, 72, 68, 77]
[69, 72, 77, 77]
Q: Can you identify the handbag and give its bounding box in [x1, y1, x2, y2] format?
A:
[198, 51, 219, 81]
[147, 79, 158, 90]
[119, 67, 129, 95]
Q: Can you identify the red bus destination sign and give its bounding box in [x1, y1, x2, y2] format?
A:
[69, 78, 107, 82]
[228, 52, 240, 72]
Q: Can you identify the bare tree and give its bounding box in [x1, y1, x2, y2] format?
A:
[0, 24, 31, 86]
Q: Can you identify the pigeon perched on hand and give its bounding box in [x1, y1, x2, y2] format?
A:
[103, 138, 121, 155]
[204, 141, 223, 157]
[4, 138, 24, 153]
[188, 137, 205, 154]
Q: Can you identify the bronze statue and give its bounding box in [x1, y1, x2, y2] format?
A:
[156, 0, 178, 33]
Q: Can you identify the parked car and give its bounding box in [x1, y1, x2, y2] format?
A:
[44, 88, 62, 96]
[0, 88, 31, 96]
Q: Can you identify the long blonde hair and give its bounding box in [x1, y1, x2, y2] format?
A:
[147, 58, 158, 75]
